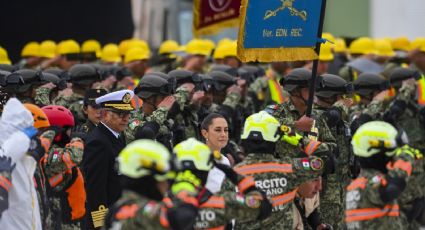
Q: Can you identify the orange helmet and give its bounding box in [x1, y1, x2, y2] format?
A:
[24, 104, 50, 129]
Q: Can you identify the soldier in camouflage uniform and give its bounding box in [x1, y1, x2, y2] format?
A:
[168, 69, 203, 142]
[222, 111, 324, 229]
[105, 139, 199, 230]
[41, 105, 86, 230]
[383, 68, 425, 229]
[125, 73, 175, 150]
[171, 138, 272, 230]
[73, 88, 107, 134]
[345, 121, 414, 230]
[349, 73, 390, 130]
[53, 64, 101, 126]
[270, 68, 337, 159]
[314, 74, 355, 229]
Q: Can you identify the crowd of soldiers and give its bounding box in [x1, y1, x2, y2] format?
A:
[0, 33, 424, 230]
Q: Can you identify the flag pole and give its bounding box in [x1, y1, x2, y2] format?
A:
[305, 0, 327, 117]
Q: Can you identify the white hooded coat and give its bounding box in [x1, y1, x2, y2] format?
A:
[0, 98, 42, 230]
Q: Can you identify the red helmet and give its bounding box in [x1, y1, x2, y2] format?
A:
[41, 105, 75, 128]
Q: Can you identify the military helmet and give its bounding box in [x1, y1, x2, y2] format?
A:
[24, 103, 50, 129]
[81, 39, 102, 59]
[109, 66, 132, 81]
[40, 72, 67, 90]
[241, 111, 281, 142]
[159, 40, 179, 55]
[210, 64, 238, 77]
[118, 139, 171, 180]
[10, 69, 40, 92]
[135, 73, 172, 99]
[0, 64, 15, 73]
[1, 71, 25, 93]
[354, 73, 389, 97]
[173, 138, 213, 172]
[240, 65, 265, 79]
[316, 74, 352, 98]
[389, 68, 420, 87]
[68, 64, 100, 85]
[209, 70, 236, 91]
[39, 40, 57, 59]
[44, 67, 70, 82]
[0, 70, 11, 86]
[168, 69, 202, 89]
[0, 47, 11, 65]
[90, 63, 110, 80]
[101, 43, 121, 63]
[280, 68, 312, 92]
[351, 121, 407, 157]
[200, 74, 213, 92]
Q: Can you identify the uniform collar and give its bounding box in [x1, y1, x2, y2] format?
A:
[101, 122, 120, 138]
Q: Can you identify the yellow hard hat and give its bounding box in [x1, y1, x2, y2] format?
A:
[124, 47, 150, 64]
[185, 39, 211, 56]
[203, 39, 216, 54]
[0, 47, 11, 65]
[220, 41, 237, 58]
[241, 111, 281, 142]
[21, 42, 40, 58]
[374, 39, 395, 57]
[217, 38, 233, 48]
[322, 32, 336, 49]
[351, 121, 399, 157]
[118, 139, 171, 180]
[213, 39, 233, 59]
[57, 40, 80, 55]
[392, 37, 410, 52]
[319, 43, 334, 61]
[334, 38, 347, 53]
[159, 40, 180, 55]
[173, 138, 213, 171]
[410, 37, 425, 51]
[101, 43, 122, 63]
[128, 39, 150, 54]
[39, 40, 57, 58]
[119, 39, 132, 56]
[349, 37, 376, 55]
[82, 40, 102, 58]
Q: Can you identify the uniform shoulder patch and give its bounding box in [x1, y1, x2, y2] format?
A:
[245, 195, 262, 209]
[293, 157, 323, 171]
[129, 119, 141, 130]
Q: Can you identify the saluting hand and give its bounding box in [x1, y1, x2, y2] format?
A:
[158, 95, 176, 111]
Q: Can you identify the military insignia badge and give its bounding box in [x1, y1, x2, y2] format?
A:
[309, 157, 323, 171]
[236, 194, 245, 204]
[122, 93, 132, 103]
[245, 195, 261, 208]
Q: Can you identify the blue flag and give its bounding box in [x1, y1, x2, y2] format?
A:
[237, 0, 325, 62]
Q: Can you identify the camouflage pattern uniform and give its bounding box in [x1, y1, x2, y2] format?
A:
[40, 130, 85, 230]
[222, 153, 323, 229]
[125, 107, 170, 146]
[35, 86, 53, 106]
[387, 83, 425, 229]
[53, 93, 86, 125]
[171, 86, 200, 143]
[195, 189, 262, 229]
[314, 105, 352, 229]
[271, 100, 337, 159]
[104, 191, 167, 230]
[345, 151, 414, 230]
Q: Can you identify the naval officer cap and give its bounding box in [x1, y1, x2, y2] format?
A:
[95, 89, 135, 112]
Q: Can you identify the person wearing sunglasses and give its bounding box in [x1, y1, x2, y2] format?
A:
[82, 89, 134, 230]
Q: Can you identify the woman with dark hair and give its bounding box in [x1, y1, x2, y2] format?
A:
[200, 113, 232, 193]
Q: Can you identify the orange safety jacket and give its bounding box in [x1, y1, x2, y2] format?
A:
[345, 177, 399, 223]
